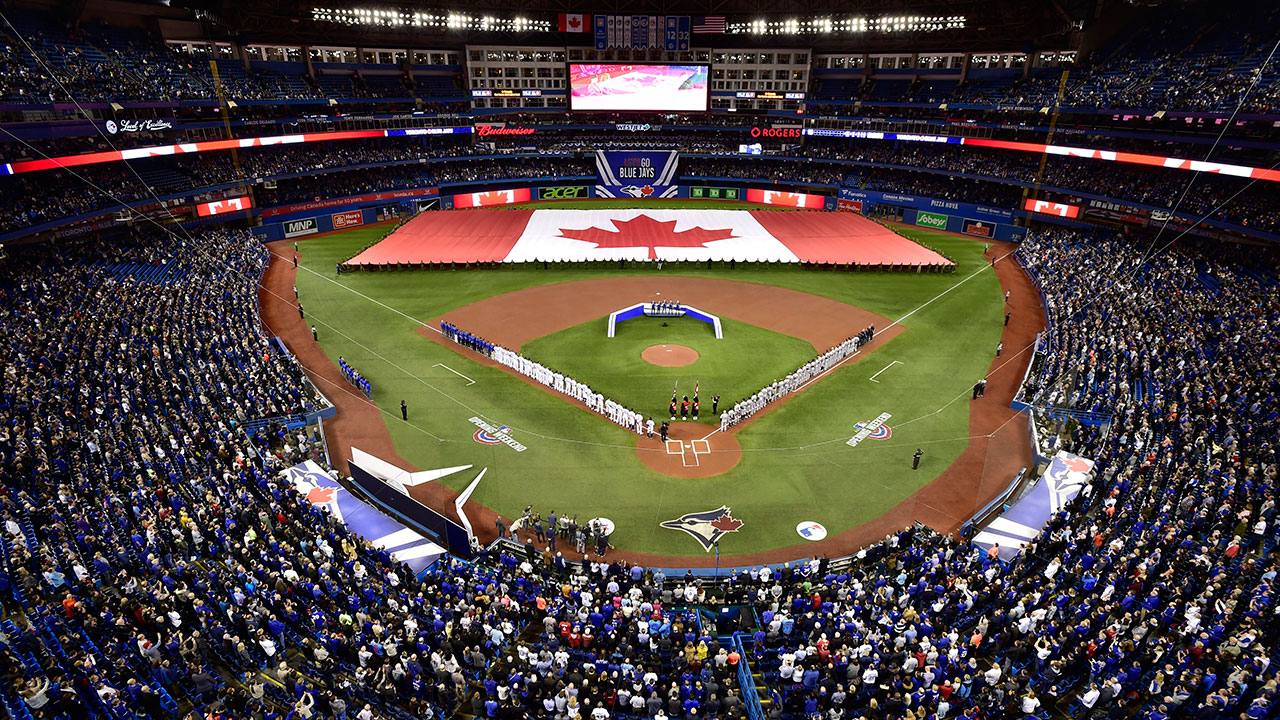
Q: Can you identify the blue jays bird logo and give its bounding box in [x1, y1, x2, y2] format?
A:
[660, 506, 744, 552]
[619, 184, 655, 198]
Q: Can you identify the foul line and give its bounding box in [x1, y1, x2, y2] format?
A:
[876, 249, 1013, 337]
[868, 360, 903, 383]
[433, 363, 476, 386]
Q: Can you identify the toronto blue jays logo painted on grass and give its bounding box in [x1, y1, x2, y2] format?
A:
[852, 421, 893, 440]
[660, 506, 744, 552]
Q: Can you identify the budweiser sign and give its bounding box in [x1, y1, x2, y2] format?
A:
[476, 125, 536, 137]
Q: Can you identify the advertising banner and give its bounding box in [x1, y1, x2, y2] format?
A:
[595, 150, 680, 198]
[263, 188, 439, 218]
[538, 185, 592, 200]
[838, 188, 1013, 222]
[282, 217, 319, 238]
[689, 186, 740, 200]
[837, 198, 863, 213]
[332, 210, 364, 229]
[915, 211, 948, 229]
[962, 219, 994, 237]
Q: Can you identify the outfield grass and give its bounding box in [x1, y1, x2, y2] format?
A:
[294, 209, 1004, 557]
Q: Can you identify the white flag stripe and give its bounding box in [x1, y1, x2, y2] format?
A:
[985, 516, 1040, 541]
[371, 527, 425, 550]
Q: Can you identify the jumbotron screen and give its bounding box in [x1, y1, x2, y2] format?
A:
[569, 64, 709, 112]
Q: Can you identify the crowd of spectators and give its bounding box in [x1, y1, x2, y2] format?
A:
[0, 14, 462, 104]
[0, 153, 593, 232]
[0, 162, 1277, 720]
[0, 226, 756, 720]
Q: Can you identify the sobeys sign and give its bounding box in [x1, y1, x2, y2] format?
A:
[915, 211, 948, 229]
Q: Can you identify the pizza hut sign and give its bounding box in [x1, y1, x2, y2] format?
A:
[750, 127, 803, 139]
[475, 125, 536, 137]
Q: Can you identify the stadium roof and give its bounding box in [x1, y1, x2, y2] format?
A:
[159, 0, 1091, 52]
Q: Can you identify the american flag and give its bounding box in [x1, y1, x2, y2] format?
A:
[692, 15, 726, 33]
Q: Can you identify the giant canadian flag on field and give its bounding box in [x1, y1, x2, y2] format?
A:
[506, 209, 796, 262]
[346, 208, 955, 266]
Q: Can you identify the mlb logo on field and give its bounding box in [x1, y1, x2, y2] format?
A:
[796, 521, 827, 541]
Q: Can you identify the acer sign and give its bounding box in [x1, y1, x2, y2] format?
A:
[475, 125, 536, 137]
[538, 186, 590, 200]
[452, 188, 533, 208]
[332, 210, 364, 229]
[745, 188, 825, 209]
[749, 127, 803, 139]
[1023, 199, 1081, 219]
[196, 196, 252, 217]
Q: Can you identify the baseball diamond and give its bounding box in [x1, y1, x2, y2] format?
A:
[269, 201, 1030, 562]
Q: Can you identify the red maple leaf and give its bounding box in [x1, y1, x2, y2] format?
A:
[306, 487, 337, 505]
[476, 191, 510, 207]
[568, 15, 581, 29]
[640, 185, 654, 196]
[1064, 457, 1092, 473]
[711, 513, 743, 532]
[558, 214, 737, 260]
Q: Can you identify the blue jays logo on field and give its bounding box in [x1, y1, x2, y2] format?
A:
[473, 425, 510, 445]
[853, 421, 892, 439]
[660, 506, 744, 552]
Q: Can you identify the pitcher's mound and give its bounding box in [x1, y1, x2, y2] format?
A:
[642, 344, 699, 367]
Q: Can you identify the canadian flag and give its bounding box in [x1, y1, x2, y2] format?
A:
[747, 189, 826, 209]
[558, 13, 589, 32]
[453, 188, 533, 208]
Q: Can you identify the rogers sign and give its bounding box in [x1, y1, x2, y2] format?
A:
[750, 127, 803, 139]
[475, 125, 536, 137]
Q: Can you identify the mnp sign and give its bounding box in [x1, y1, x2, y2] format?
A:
[283, 217, 318, 238]
[595, 150, 679, 199]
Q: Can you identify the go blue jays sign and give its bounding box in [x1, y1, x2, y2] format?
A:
[596, 150, 680, 199]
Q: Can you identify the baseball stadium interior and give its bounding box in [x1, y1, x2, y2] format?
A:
[0, 0, 1278, 718]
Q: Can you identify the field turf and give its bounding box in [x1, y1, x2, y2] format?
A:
[522, 314, 816, 425]
[293, 205, 1003, 557]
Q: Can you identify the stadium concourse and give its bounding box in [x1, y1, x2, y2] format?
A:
[343, 209, 953, 267]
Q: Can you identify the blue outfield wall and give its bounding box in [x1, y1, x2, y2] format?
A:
[900, 208, 1028, 243]
[252, 207, 381, 242]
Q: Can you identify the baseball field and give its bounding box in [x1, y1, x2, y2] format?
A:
[279, 200, 1030, 562]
